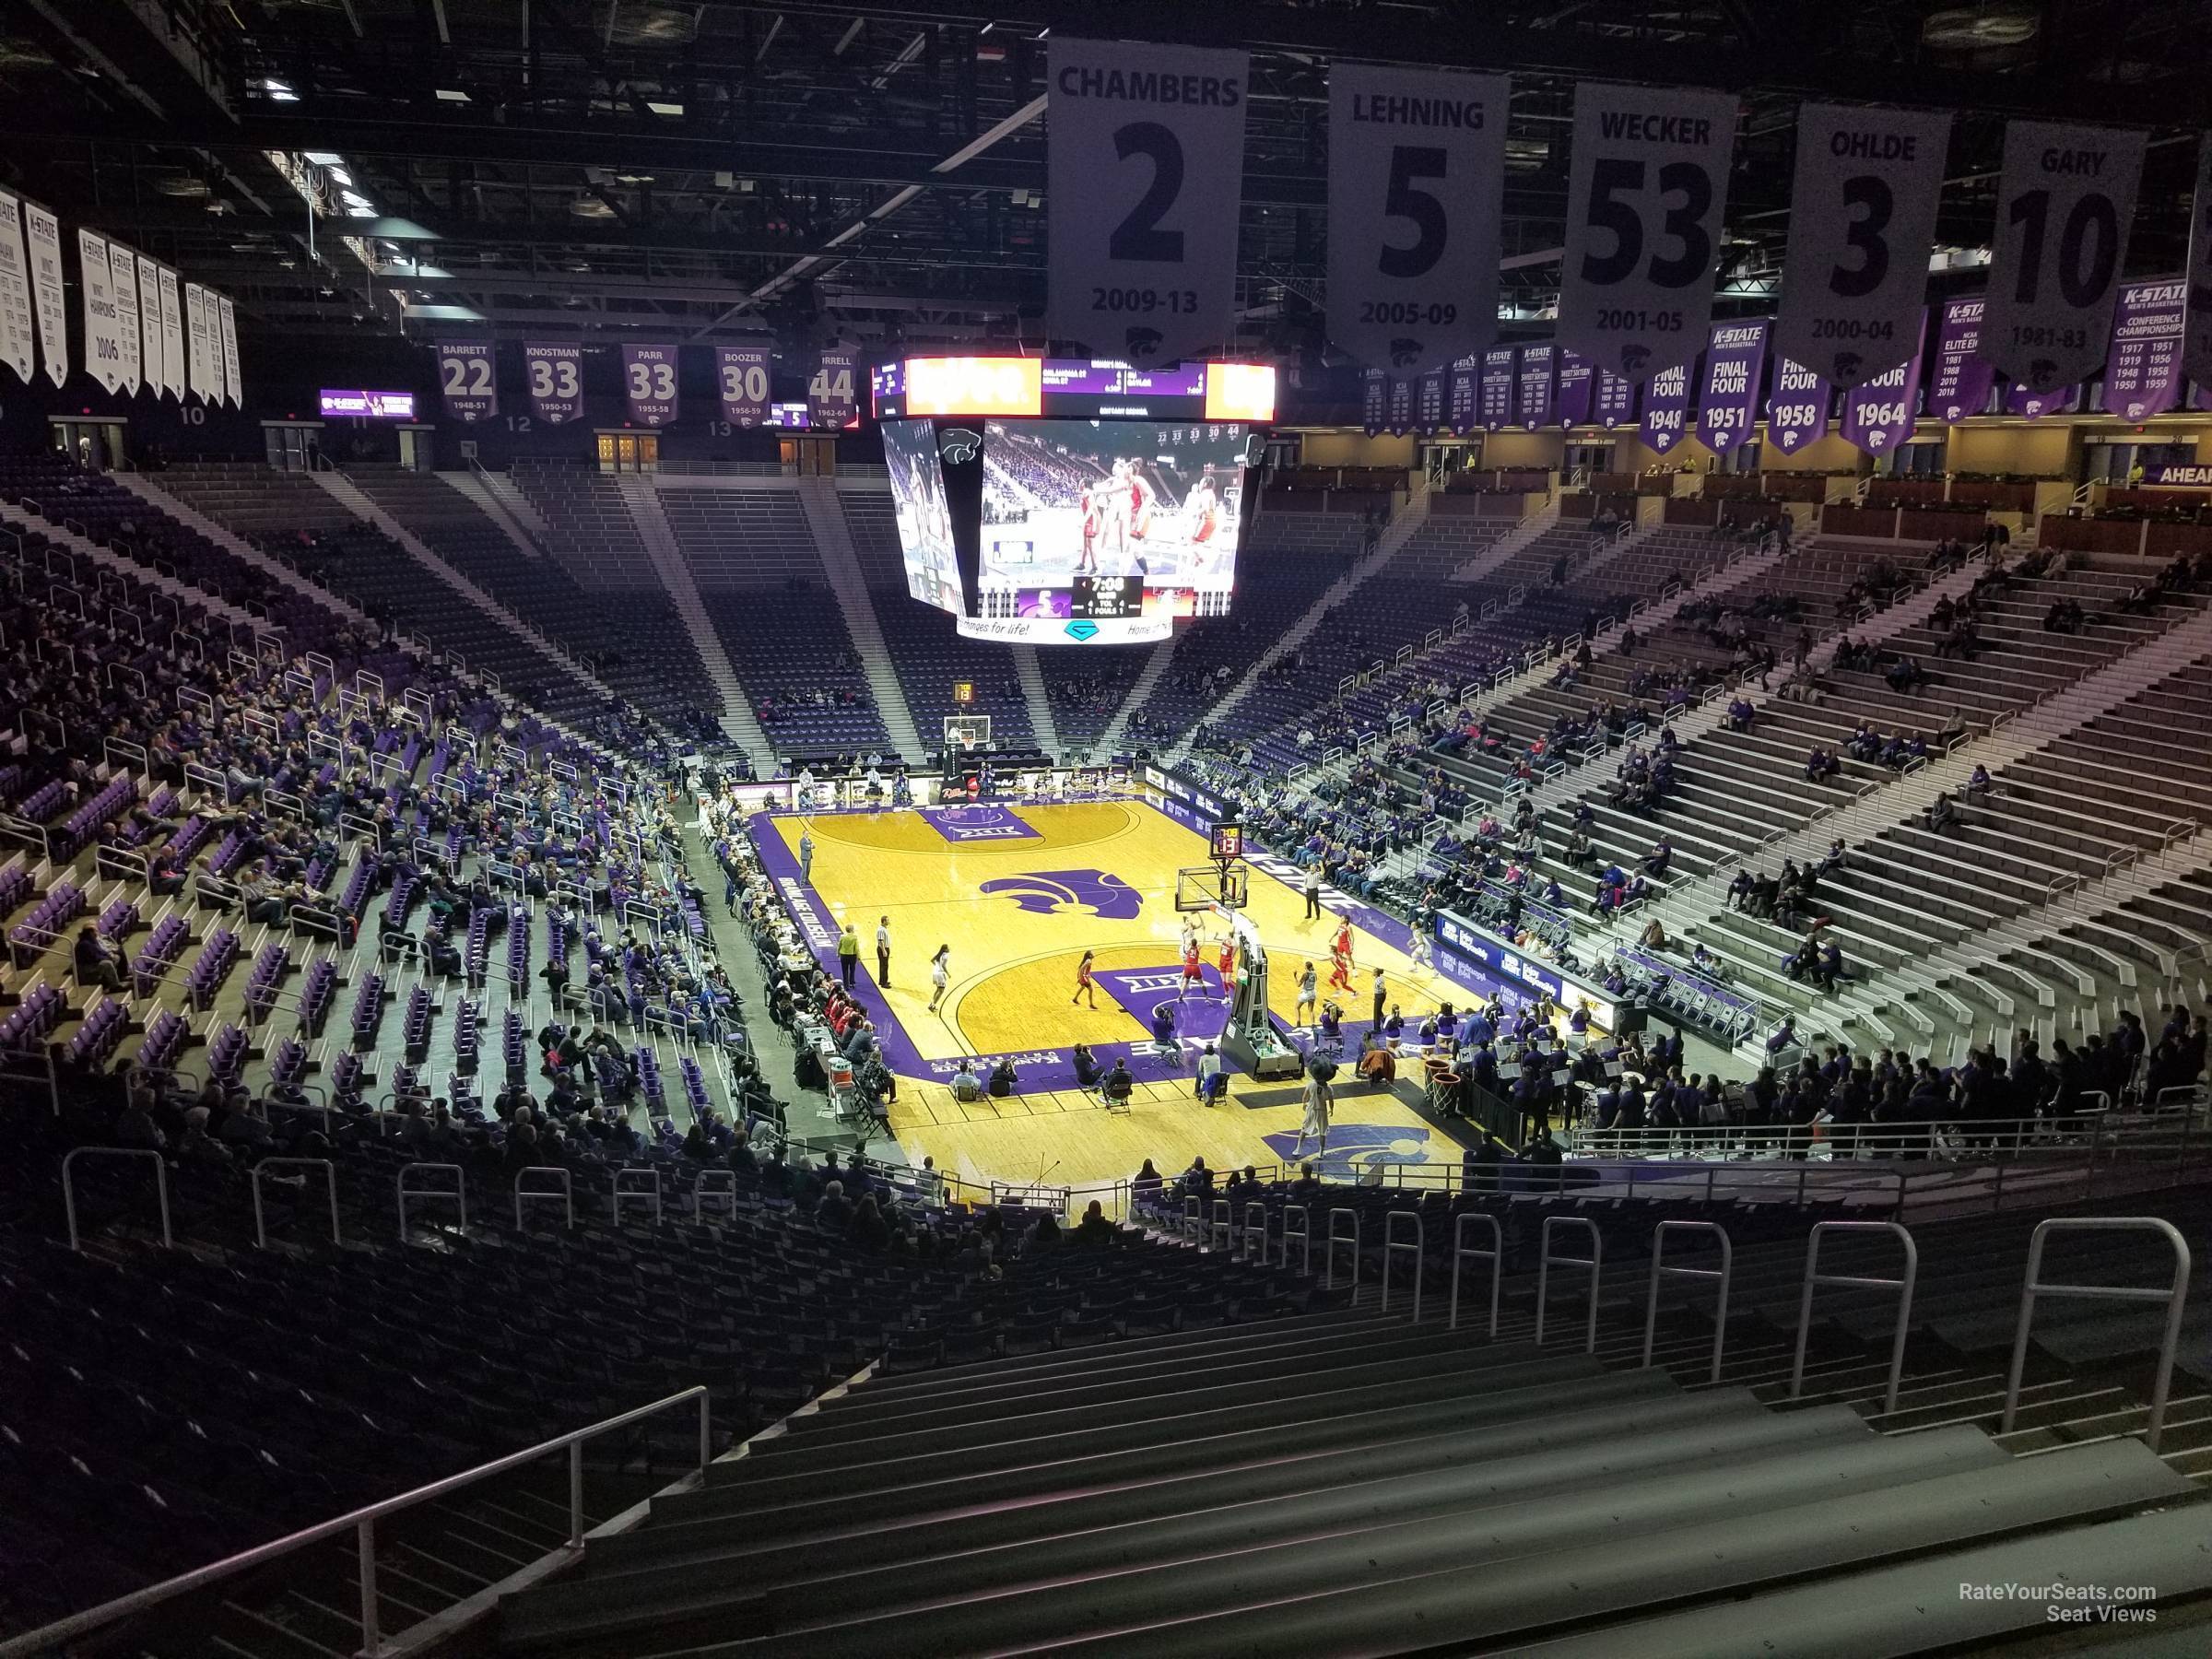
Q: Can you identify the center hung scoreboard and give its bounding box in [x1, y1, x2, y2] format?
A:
[871, 355, 1277, 644]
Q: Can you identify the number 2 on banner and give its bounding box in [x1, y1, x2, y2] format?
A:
[721, 362, 769, 404]
[441, 355, 491, 397]
[627, 360, 676, 402]
[527, 358, 579, 400]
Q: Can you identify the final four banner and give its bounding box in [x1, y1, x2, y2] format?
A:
[2185, 140, 2212, 397]
[1477, 346, 1514, 431]
[2100, 278, 2185, 420]
[1554, 349, 1594, 426]
[1694, 320, 1765, 452]
[809, 347, 858, 428]
[1981, 120, 2146, 394]
[1516, 344, 1555, 429]
[109, 243, 142, 396]
[23, 200, 65, 389]
[1840, 309, 1925, 453]
[77, 230, 123, 394]
[1361, 369, 1387, 436]
[436, 339, 498, 422]
[1772, 103, 1951, 391]
[0, 191, 32, 386]
[1047, 39, 1248, 366]
[1638, 360, 1691, 453]
[1326, 64, 1509, 377]
[1765, 357, 1830, 454]
[1446, 355, 1480, 433]
[1558, 81, 1738, 384]
[1927, 296, 1995, 422]
[622, 344, 680, 427]
[716, 345, 771, 427]
[135, 253, 161, 398]
[524, 342, 584, 424]
[157, 265, 184, 401]
[1594, 364, 1637, 429]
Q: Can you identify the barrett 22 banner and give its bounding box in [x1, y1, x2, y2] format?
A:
[437, 340, 498, 422]
[1325, 63, 1509, 378]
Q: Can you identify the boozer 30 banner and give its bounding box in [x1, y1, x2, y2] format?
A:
[2182, 139, 2212, 397]
[1326, 64, 1509, 377]
[1980, 119, 2146, 394]
[1773, 103, 1951, 391]
[1558, 81, 1738, 384]
[717, 345, 771, 427]
[1048, 39, 1247, 366]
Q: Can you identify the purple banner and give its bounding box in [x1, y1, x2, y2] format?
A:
[2006, 380, 2077, 419]
[2100, 278, 2187, 421]
[1477, 347, 1515, 431]
[524, 342, 583, 425]
[436, 340, 498, 424]
[1385, 373, 1415, 435]
[1516, 343, 1556, 429]
[1415, 367, 1447, 433]
[1765, 357, 1830, 455]
[1446, 355, 1480, 434]
[1841, 310, 1926, 454]
[621, 343, 680, 427]
[1638, 360, 1692, 454]
[1554, 349, 1594, 427]
[809, 347, 859, 429]
[1362, 370, 1387, 436]
[716, 345, 771, 428]
[1927, 296, 1996, 424]
[1695, 320, 1766, 453]
[1594, 365, 1637, 430]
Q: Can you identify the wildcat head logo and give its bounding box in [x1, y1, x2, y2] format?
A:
[1831, 349, 1863, 383]
[937, 427, 981, 464]
[2029, 358, 2059, 389]
[1263, 1124, 1431, 1180]
[1618, 344, 1651, 377]
[979, 869, 1143, 920]
[1124, 326, 1164, 362]
[1390, 337, 1424, 369]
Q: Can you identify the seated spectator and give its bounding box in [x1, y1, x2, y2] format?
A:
[73, 925, 123, 992]
[987, 1056, 1019, 1097]
[950, 1059, 982, 1101]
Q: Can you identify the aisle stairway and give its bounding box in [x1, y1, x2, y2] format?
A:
[794, 479, 925, 765]
[1009, 643, 1062, 759]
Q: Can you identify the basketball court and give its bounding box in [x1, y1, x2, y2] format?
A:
[748, 792, 1478, 1196]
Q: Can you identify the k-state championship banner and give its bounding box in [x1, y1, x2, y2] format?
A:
[436, 339, 498, 422]
[2006, 380, 2077, 418]
[135, 253, 161, 398]
[183, 282, 211, 402]
[23, 200, 66, 388]
[0, 190, 33, 386]
[1047, 39, 1248, 366]
[1326, 64, 1509, 377]
[1927, 296, 1996, 422]
[1516, 344, 1556, 428]
[2184, 141, 2212, 399]
[157, 265, 184, 401]
[524, 342, 584, 424]
[1558, 81, 1739, 383]
[218, 294, 241, 407]
[1765, 357, 1830, 454]
[1694, 320, 1765, 452]
[1477, 346, 1514, 430]
[77, 230, 123, 394]
[716, 345, 771, 427]
[1361, 369, 1388, 436]
[1638, 360, 1692, 453]
[1386, 371, 1415, 434]
[1446, 355, 1480, 432]
[1594, 364, 1637, 429]
[808, 347, 858, 428]
[1980, 120, 2146, 394]
[622, 344, 680, 426]
[2100, 278, 2185, 420]
[1772, 103, 1951, 391]
[1840, 310, 1925, 453]
[109, 244, 141, 395]
[1554, 349, 1595, 426]
[1415, 367, 1447, 432]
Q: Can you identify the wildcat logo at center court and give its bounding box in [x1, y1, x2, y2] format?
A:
[978, 869, 1144, 921]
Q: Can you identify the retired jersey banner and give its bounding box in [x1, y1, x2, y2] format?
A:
[23, 200, 65, 388]
[1446, 355, 1480, 433]
[1047, 38, 1247, 366]
[1326, 64, 1508, 377]
[0, 191, 32, 386]
[109, 244, 141, 395]
[134, 253, 161, 396]
[1773, 103, 1951, 391]
[2184, 141, 2212, 398]
[716, 345, 771, 427]
[1695, 320, 1765, 452]
[157, 265, 184, 401]
[1638, 360, 1692, 453]
[623, 344, 680, 426]
[1415, 367, 1447, 432]
[1554, 349, 1594, 426]
[1558, 81, 1738, 384]
[524, 342, 584, 424]
[1927, 296, 1996, 422]
[1477, 346, 1514, 430]
[808, 347, 858, 428]
[437, 339, 498, 422]
[77, 230, 123, 394]
[1594, 364, 1637, 429]
[1840, 309, 1925, 453]
[1981, 120, 2146, 394]
[1765, 358, 1830, 454]
[2006, 380, 2077, 418]
[1362, 369, 1388, 435]
[1516, 343, 1555, 428]
[2100, 278, 2186, 420]
[218, 294, 241, 407]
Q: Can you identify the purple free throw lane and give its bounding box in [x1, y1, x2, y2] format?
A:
[917, 805, 1042, 843]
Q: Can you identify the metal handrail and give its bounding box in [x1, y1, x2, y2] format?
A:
[613, 1165, 664, 1225]
[1536, 1214, 1601, 1352]
[693, 1167, 737, 1218]
[1208, 1197, 1234, 1253]
[397, 1161, 466, 1238]
[1325, 1206, 1361, 1300]
[0, 1385, 712, 1659]
[514, 1165, 574, 1230]
[1450, 1209, 1501, 1336]
[1281, 1203, 1312, 1273]
[1380, 1209, 1425, 1317]
[62, 1147, 171, 1251]
[252, 1158, 339, 1248]
[1642, 1219, 1733, 1383]
[1241, 1200, 1268, 1263]
[2001, 1218, 2191, 1450]
[1791, 1220, 1918, 1414]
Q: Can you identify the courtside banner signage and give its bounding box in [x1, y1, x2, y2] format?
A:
[0, 190, 33, 386]
[1765, 357, 1830, 454]
[1695, 320, 1765, 452]
[23, 200, 65, 388]
[1478, 346, 1514, 431]
[109, 242, 141, 395]
[2100, 278, 2186, 420]
[1558, 81, 1738, 384]
[2148, 465, 2212, 486]
[716, 345, 771, 427]
[437, 340, 498, 422]
[1554, 349, 1594, 426]
[1981, 119, 2146, 394]
[2184, 141, 2212, 397]
[808, 347, 858, 428]
[1928, 296, 1995, 422]
[524, 342, 584, 424]
[1516, 343, 1556, 428]
[1773, 102, 1951, 391]
[1047, 39, 1248, 367]
[77, 229, 123, 394]
[1638, 359, 1691, 453]
[1840, 309, 1925, 453]
[1326, 64, 1509, 378]
[623, 344, 680, 426]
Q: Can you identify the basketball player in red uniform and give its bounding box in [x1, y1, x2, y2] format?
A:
[1177, 937, 1205, 1001]
[1216, 933, 1236, 991]
[1071, 948, 1098, 1009]
[1327, 921, 1354, 995]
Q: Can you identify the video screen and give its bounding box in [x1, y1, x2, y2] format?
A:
[881, 418, 963, 613]
[979, 419, 1249, 611]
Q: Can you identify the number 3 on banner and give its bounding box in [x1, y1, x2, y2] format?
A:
[627, 360, 676, 401]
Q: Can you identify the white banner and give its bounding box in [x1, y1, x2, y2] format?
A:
[1046, 38, 1248, 366]
[1772, 103, 1951, 392]
[0, 190, 32, 386]
[109, 241, 142, 395]
[1325, 64, 1509, 377]
[184, 281, 214, 402]
[24, 201, 65, 388]
[157, 265, 184, 399]
[135, 253, 161, 395]
[218, 293, 241, 406]
[2183, 139, 2212, 398]
[1980, 119, 2146, 394]
[77, 229, 124, 394]
[1557, 81, 1738, 384]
